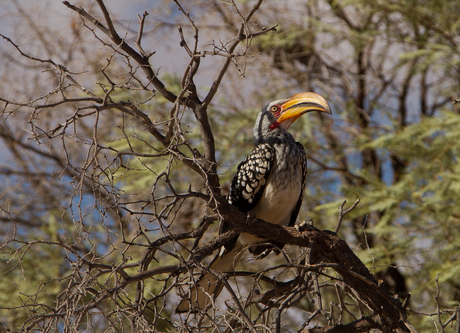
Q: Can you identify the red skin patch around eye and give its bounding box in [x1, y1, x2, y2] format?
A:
[269, 105, 281, 130]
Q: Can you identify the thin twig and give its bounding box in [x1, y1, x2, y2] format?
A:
[202, 0, 264, 108]
[334, 199, 360, 233]
[63, 0, 178, 103]
[456, 306, 460, 333]
[0, 33, 57, 67]
[218, 273, 258, 333]
[241, 24, 278, 39]
[435, 274, 446, 333]
[135, 11, 150, 57]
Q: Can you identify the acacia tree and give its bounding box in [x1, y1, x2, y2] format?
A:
[0, 0, 459, 332]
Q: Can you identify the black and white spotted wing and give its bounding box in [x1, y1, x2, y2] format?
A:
[228, 143, 275, 213]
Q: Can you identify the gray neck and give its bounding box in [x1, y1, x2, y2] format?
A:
[253, 110, 293, 145]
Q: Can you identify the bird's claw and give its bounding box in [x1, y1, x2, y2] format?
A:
[246, 210, 257, 225]
[295, 220, 313, 232]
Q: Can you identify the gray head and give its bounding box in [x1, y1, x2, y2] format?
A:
[253, 92, 332, 144]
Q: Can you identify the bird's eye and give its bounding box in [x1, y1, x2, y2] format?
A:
[271, 105, 279, 112]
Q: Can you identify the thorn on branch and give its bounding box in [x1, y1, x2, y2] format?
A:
[334, 199, 360, 234]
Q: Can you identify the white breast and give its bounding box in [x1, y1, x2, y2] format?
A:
[238, 165, 302, 246]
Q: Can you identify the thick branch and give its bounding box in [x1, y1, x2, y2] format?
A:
[302, 314, 381, 333]
[218, 203, 412, 333]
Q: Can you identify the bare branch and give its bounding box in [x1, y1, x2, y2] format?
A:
[202, 0, 265, 108]
[63, 0, 177, 103]
[334, 199, 360, 233]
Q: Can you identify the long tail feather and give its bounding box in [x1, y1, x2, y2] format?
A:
[176, 243, 245, 313]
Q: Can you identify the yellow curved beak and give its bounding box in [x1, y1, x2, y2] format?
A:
[277, 92, 332, 124]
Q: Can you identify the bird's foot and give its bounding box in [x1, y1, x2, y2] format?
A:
[295, 220, 314, 232]
[245, 210, 257, 225]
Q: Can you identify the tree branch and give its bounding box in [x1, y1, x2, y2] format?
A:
[63, 0, 177, 103]
[202, 0, 264, 108]
[218, 202, 412, 332]
[334, 199, 360, 233]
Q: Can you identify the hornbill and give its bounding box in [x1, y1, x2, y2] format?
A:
[176, 92, 331, 313]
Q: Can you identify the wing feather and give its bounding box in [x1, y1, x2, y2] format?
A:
[220, 143, 275, 248]
[228, 143, 275, 213]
